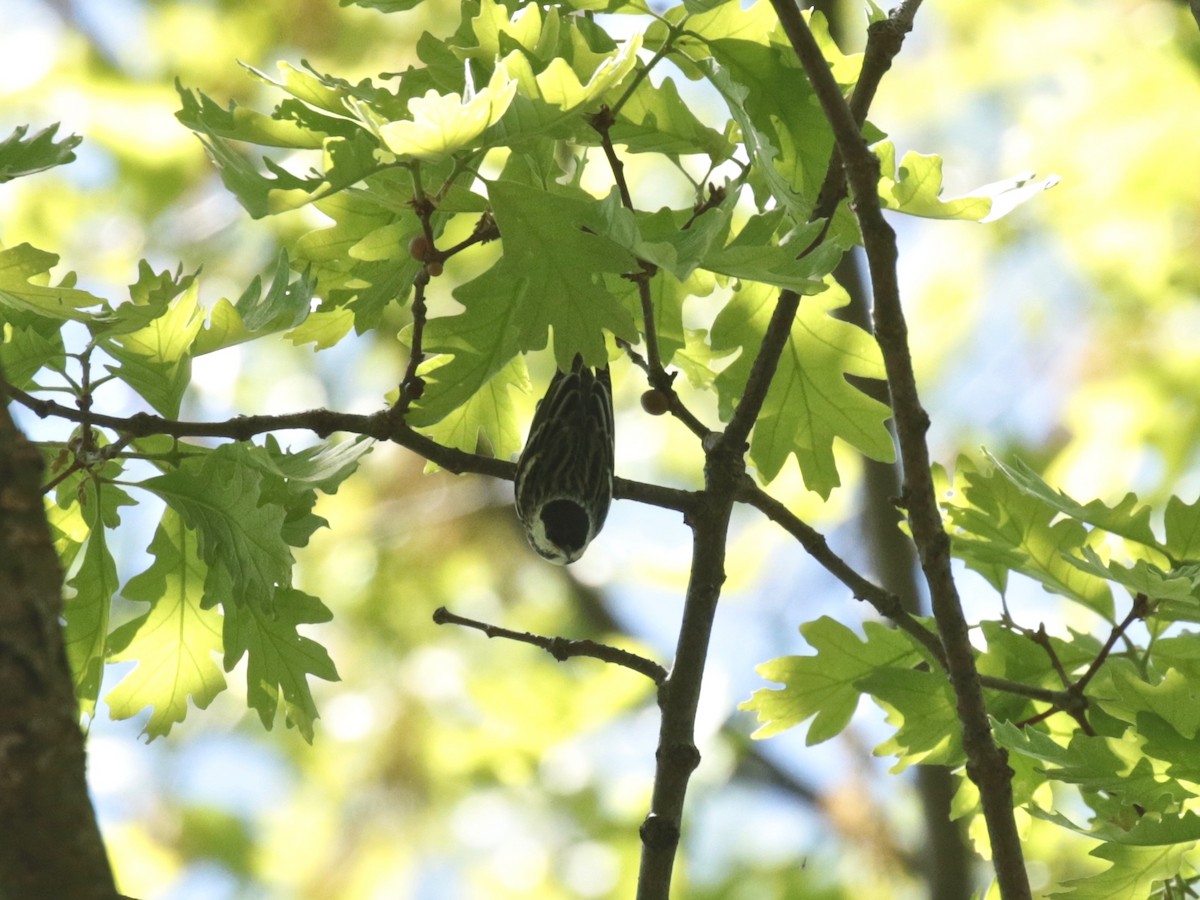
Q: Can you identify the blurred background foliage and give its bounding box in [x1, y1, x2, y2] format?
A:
[3, 0, 1200, 897]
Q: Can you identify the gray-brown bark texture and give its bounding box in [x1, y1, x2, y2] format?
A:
[0, 395, 118, 899]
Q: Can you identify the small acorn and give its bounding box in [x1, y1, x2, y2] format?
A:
[640, 389, 670, 416]
[407, 235, 432, 261]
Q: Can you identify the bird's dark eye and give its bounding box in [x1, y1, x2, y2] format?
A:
[540, 499, 590, 552]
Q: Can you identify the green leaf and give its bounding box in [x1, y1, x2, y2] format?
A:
[983, 453, 1160, 550]
[457, 0, 548, 60]
[678, 0, 783, 53]
[179, 80, 383, 218]
[100, 276, 205, 417]
[710, 280, 895, 495]
[141, 446, 294, 610]
[944, 457, 1114, 618]
[594, 194, 733, 283]
[861, 667, 962, 771]
[339, 0, 424, 10]
[1165, 495, 1200, 561]
[700, 212, 843, 292]
[380, 63, 517, 160]
[515, 33, 642, 113]
[261, 435, 374, 493]
[414, 354, 529, 459]
[63, 480, 132, 715]
[1049, 842, 1189, 899]
[1133, 712, 1200, 783]
[176, 84, 326, 149]
[458, 0, 636, 110]
[64, 526, 116, 715]
[105, 510, 226, 740]
[0, 244, 107, 322]
[285, 308, 355, 350]
[0, 123, 82, 182]
[994, 721, 1185, 814]
[223, 588, 339, 742]
[742, 617, 922, 743]
[292, 186, 426, 331]
[193, 250, 316, 355]
[697, 40, 833, 221]
[876, 141, 1058, 222]
[1101, 663, 1200, 739]
[271, 60, 408, 114]
[609, 75, 734, 160]
[235, 437, 374, 548]
[1065, 548, 1197, 602]
[0, 319, 66, 389]
[416, 180, 637, 417]
[1122, 814, 1200, 847]
[86, 263, 198, 342]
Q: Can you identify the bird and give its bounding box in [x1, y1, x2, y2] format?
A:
[514, 354, 614, 564]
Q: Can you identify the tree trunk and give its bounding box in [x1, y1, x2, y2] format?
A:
[0, 392, 120, 899]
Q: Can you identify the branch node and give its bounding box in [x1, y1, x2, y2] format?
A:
[639, 813, 679, 850]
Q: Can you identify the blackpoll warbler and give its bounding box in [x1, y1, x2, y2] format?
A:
[514, 354, 614, 564]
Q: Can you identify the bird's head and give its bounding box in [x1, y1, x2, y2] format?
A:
[526, 498, 593, 565]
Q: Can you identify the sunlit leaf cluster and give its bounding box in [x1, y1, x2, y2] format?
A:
[747, 456, 1200, 895]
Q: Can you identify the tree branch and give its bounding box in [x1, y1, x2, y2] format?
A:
[591, 107, 663, 376]
[737, 478, 947, 666]
[591, 106, 715, 443]
[637, 4, 946, 896]
[433, 606, 667, 683]
[636, 444, 741, 899]
[395, 267, 431, 416]
[767, 2, 1030, 896]
[1073, 593, 1151, 694]
[723, 291, 800, 451]
[0, 380, 697, 513]
[813, 0, 924, 219]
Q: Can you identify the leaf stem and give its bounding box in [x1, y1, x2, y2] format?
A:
[608, 23, 683, 121]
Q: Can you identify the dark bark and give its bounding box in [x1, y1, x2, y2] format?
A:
[836, 252, 975, 900]
[0, 394, 119, 899]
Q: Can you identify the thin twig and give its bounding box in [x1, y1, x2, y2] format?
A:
[438, 211, 498, 258]
[977, 675, 1077, 710]
[395, 268, 430, 416]
[813, 0, 925, 222]
[1028, 624, 1074, 688]
[722, 290, 799, 451]
[77, 345, 96, 456]
[681, 183, 727, 231]
[433, 606, 667, 684]
[737, 478, 946, 667]
[1074, 593, 1152, 694]
[41, 461, 83, 495]
[617, 340, 711, 440]
[1009, 598, 1152, 735]
[591, 105, 717, 443]
[591, 107, 664, 376]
